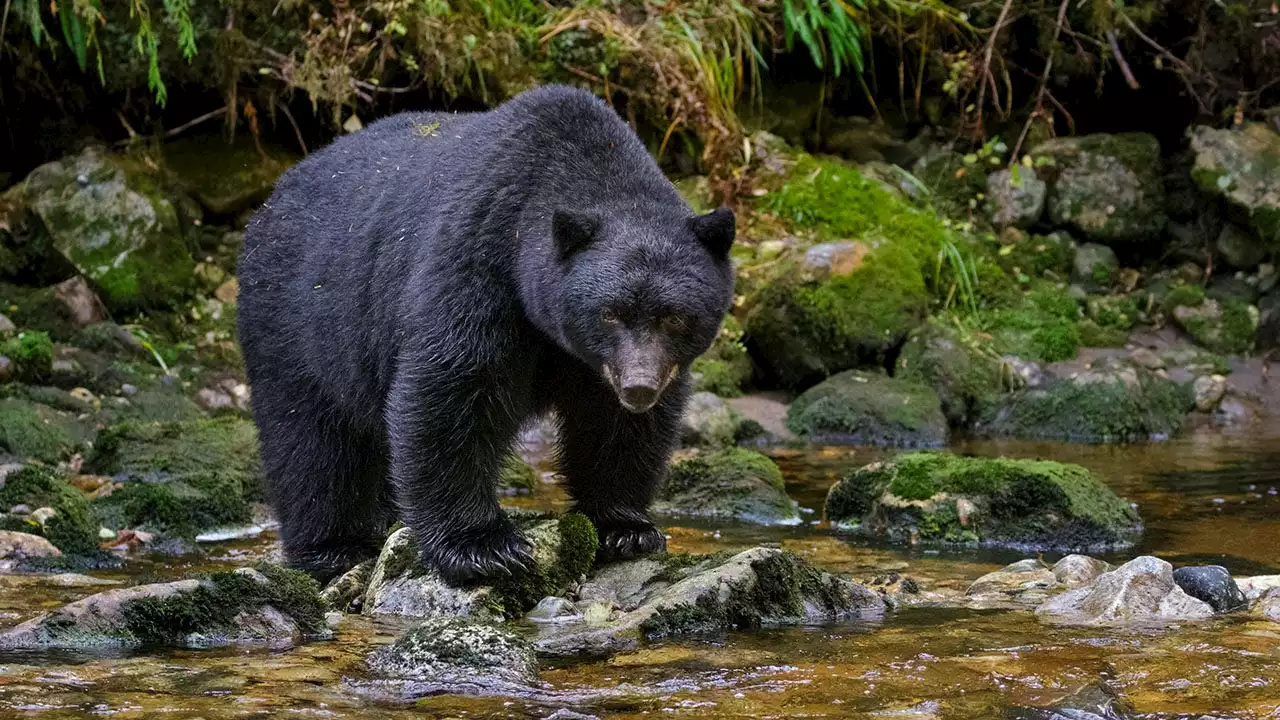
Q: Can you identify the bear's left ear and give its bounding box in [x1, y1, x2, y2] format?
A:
[552, 209, 602, 262]
[688, 207, 735, 259]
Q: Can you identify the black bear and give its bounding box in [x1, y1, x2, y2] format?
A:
[237, 85, 736, 585]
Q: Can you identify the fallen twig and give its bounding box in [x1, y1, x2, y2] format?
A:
[164, 107, 229, 139]
[274, 98, 308, 156]
[974, 0, 1016, 138]
[1011, 0, 1071, 161]
[1106, 30, 1141, 90]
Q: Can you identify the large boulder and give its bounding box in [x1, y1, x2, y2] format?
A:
[1167, 284, 1259, 355]
[825, 453, 1142, 551]
[1033, 133, 1167, 243]
[533, 547, 885, 657]
[9, 147, 195, 311]
[977, 367, 1193, 443]
[364, 617, 539, 694]
[1035, 556, 1215, 626]
[786, 369, 947, 447]
[895, 320, 1005, 427]
[0, 396, 89, 463]
[654, 447, 801, 525]
[1190, 122, 1280, 249]
[0, 563, 328, 648]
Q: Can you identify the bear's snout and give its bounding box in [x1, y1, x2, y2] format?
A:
[604, 335, 677, 413]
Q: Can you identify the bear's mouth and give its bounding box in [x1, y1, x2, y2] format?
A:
[603, 363, 678, 413]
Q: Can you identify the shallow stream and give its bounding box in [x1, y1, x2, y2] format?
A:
[2, 425, 1279, 718]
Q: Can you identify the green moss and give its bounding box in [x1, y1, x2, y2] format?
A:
[0, 466, 100, 555]
[993, 232, 1076, 280]
[121, 562, 326, 644]
[0, 398, 84, 463]
[1215, 299, 1259, 356]
[491, 513, 599, 618]
[1, 331, 53, 382]
[827, 452, 1142, 550]
[88, 418, 261, 534]
[787, 369, 947, 447]
[896, 320, 1005, 427]
[690, 316, 752, 396]
[657, 448, 798, 524]
[1078, 320, 1130, 348]
[983, 285, 1082, 362]
[1163, 282, 1206, 311]
[979, 369, 1193, 443]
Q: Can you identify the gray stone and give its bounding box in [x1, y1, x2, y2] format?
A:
[1051, 555, 1113, 588]
[362, 527, 494, 619]
[965, 559, 1059, 604]
[1189, 123, 1280, 244]
[1171, 565, 1247, 613]
[1253, 587, 1280, 623]
[365, 616, 538, 689]
[1237, 575, 1280, 601]
[0, 530, 62, 565]
[680, 391, 737, 447]
[986, 167, 1047, 228]
[1034, 133, 1167, 243]
[0, 314, 14, 333]
[527, 596, 580, 624]
[1035, 556, 1215, 626]
[1192, 374, 1228, 412]
[1216, 223, 1266, 269]
[1072, 243, 1120, 291]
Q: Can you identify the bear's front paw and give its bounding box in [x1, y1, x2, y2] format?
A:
[597, 522, 666, 562]
[430, 523, 534, 587]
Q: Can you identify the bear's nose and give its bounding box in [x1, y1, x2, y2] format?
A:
[621, 384, 658, 412]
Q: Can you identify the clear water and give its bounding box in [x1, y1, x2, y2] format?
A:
[3, 425, 1279, 718]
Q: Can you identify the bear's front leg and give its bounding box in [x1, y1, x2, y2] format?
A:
[554, 365, 689, 562]
[386, 360, 533, 586]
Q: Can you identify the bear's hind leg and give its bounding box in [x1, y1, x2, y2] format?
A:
[254, 386, 392, 581]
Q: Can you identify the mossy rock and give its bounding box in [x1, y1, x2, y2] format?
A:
[87, 417, 261, 535]
[992, 231, 1076, 281]
[11, 147, 195, 311]
[0, 397, 90, 463]
[163, 134, 294, 216]
[1033, 133, 1168, 243]
[787, 369, 947, 448]
[654, 447, 800, 525]
[0, 466, 100, 555]
[491, 513, 599, 617]
[497, 455, 539, 495]
[1, 331, 53, 382]
[1170, 294, 1259, 356]
[1189, 123, 1280, 250]
[743, 152, 948, 388]
[365, 616, 539, 686]
[983, 284, 1082, 363]
[977, 367, 1194, 443]
[690, 315, 752, 396]
[0, 283, 81, 341]
[825, 452, 1143, 551]
[0, 562, 327, 648]
[0, 196, 78, 286]
[895, 319, 1006, 427]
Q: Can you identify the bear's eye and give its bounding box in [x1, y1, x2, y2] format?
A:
[601, 308, 622, 326]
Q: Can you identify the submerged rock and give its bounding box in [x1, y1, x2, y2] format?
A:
[787, 369, 947, 448]
[825, 453, 1142, 551]
[1033, 133, 1167, 243]
[9, 147, 195, 311]
[364, 617, 539, 693]
[1171, 565, 1247, 613]
[0, 563, 328, 648]
[654, 447, 800, 525]
[1052, 555, 1113, 588]
[977, 367, 1193, 443]
[965, 559, 1059, 606]
[1035, 556, 1214, 626]
[1008, 682, 1137, 720]
[534, 548, 884, 657]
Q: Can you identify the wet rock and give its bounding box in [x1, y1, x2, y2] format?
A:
[527, 596, 579, 623]
[361, 527, 495, 619]
[1191, 374, 1227, 411]
[1034, 133, 1167, 243]
[0, 466, 99, 555]
[534, 548, 885, 657]
[977, 367, 1193, 443]
[1216, 223, 1266, 269]
[320, 559, 374, 612]
[1253, 588, 1280, 622]
[825, 453, 1142, 552]
[965, 559, 1059, 605]
[1212, 394, 1257, 426]
[654, 447, 800, 525]
[0, 530, 62, 566]
[1072, 243, 1120, 292]
[1171, 565, 1247, 613]
[1189, 123, 1280, 246]
[1236, 575, 1280, 601]
[786, 370, 946, 448]
[364, 617, 539, 690]
[986, 167, 1046, 229]
[1008, 682, 1136, 720]
[680, 391, 737, 447]
[1052, 555, 1113, 588]
[1035, 556, 1214, 626]
[0, 562, 328, 648]
[12, 146, 196, 311]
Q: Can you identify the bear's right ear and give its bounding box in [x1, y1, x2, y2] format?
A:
[552, 210, 602, 262]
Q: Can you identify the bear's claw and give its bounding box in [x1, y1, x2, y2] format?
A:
[597, 523, 666, 562]
[430, 524, 535, 587]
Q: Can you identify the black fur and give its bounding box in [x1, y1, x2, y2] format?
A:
[237, 85, 736, 585]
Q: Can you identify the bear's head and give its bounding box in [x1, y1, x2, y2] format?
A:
[554, 206, 736, 413]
